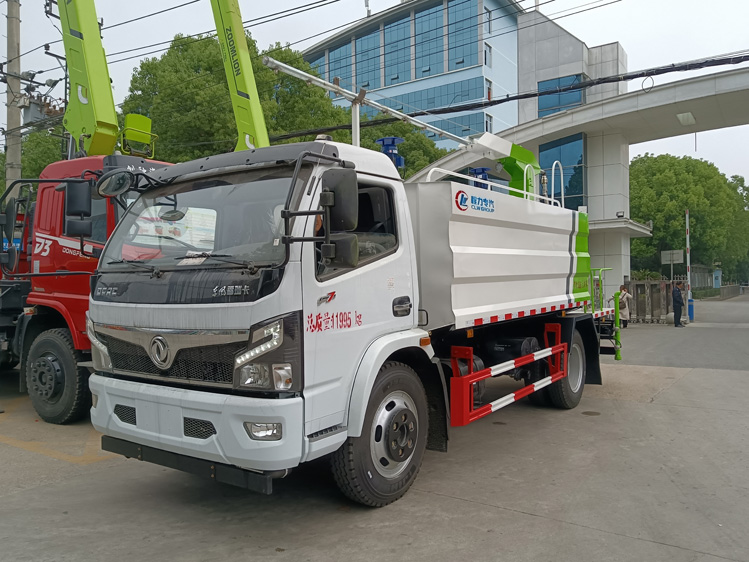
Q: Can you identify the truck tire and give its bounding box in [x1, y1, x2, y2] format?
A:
[548, 329, 585, 409]
[331, 362, 428, 507]
[525, 362, 552, 407]
[26, 328, 91, 424]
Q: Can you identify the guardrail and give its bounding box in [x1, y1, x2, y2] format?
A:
[720, 285, 741, 300]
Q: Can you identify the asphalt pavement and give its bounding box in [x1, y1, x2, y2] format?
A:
[1, 295, 748, 562]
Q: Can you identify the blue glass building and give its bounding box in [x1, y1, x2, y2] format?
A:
[304, 0, 523, 149]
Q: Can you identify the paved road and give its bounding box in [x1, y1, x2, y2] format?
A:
[1, 296, 748, 561]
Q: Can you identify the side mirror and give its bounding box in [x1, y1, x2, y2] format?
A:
[324, 233, 359, 269]
[65, 182, 92, 216]
[97, 169, 135, 198]
[63, 182, 93, 239]
[320, 168, 358, 231]
[0, 245, 18, 271]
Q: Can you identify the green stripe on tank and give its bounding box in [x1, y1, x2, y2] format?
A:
[572, 211, 591, 301]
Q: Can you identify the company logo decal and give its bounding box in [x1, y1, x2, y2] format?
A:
[213, 285, 251, 297]
[149, 336, 170, 369]
[455, 190, 469, 211]
[94, 285, 119, 297]
[317, 291, 336, 306]
[469, 194, 495, 213]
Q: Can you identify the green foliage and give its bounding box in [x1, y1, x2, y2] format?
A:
[0, 128, 64, 193]
[630, 269, 662, 281]
[630, 154, 749, 279]
[121, 34, 450, 172]
[358, 118, 450, 180]
[692, 288, 720, 300]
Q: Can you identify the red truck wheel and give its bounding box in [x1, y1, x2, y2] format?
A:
[26, 329, 91, 424]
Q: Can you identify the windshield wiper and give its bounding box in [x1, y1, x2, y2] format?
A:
[173, 252, 261, 274]
[137, 233, 198, 250]
[106, 259, 163, 278]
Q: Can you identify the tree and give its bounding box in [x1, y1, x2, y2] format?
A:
[0, 128, 65, 194]
[121, 34, 451, 173]
[630, 154, 749, 279]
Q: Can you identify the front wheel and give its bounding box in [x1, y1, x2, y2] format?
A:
[26, 328, 91, 424]
[331, 362, 428, 507]
[548, 329, 586, 409]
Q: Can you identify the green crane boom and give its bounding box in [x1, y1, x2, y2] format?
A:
[211, 0, 270, 151]
[58, 0, 119, 156]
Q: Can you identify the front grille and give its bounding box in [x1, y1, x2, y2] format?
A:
[114, 404, 136, 425]
[105, 337, 245, 386]
[184, 417, 217, 439]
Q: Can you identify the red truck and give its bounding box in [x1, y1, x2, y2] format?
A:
[0, 155, 161, 423]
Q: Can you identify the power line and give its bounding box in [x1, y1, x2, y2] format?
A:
[270, 49, 749, 142]
[102, 0, 202, 31]
[116, 0, 528, 126]
[120, 0, 624, 143]
[106, 0, 341, 63]
[1, 0, 224, 68]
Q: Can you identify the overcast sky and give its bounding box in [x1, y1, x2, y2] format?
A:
[3, 0, 748, 180]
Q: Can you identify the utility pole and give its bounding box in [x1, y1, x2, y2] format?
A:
[4, 0, 22, 197]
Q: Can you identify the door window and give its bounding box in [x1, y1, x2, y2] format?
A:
[89, 197, 109, 243]
[316, 185, 398, 279]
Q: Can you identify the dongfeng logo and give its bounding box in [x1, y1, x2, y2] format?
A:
[149, 336, 169, 369]
[455, 190, 469, 211]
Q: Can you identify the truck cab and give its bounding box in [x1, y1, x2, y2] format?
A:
[88, 141, 421, 480]
[0, 155, 164, 424]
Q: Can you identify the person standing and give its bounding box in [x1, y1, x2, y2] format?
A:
[609, 285, 633, 328]
[672, 281, 685, 327]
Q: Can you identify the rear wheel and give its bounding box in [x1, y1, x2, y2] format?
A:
[26, 329, 90, 424]
[548, 329, 586, 409]
[331, 362, 428, 507]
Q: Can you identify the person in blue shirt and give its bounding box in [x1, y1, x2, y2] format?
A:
[672, 281, 685, 327]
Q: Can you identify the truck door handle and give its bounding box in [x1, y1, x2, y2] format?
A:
[392, 296, 412, 317]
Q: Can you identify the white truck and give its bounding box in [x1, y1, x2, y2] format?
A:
[81, 137, 617, 506]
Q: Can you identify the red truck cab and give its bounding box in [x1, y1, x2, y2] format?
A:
[0, 154, 165, 423]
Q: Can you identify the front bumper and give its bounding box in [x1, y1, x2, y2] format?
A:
[89, 374, 304, 472]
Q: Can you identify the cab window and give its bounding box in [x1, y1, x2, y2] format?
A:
[316, 184, 398, 279]
[89, 197, 109, 244]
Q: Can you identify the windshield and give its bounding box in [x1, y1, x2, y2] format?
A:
[99, 165, 310, 272]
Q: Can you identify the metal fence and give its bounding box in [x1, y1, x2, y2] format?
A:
[622, 281, 742, 323]
[623, 280, 675, 324]
[720, 285, 741, 300]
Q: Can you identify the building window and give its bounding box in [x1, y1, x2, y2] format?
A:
[539, 133, 586, 210]
[309, 55, 326, 80]
[484, 7, 491, 34]
[485, 113, 493, 133]
[485, 78, 492, 100]
[328, 42, 352, 99]
[448, 0, 478, 71]
[484, 43, 492, 67]
[424, 112, 484, 138]
[384, 16, 411, 85]
[372, 77, 483, 113]
[538, 74, 586, 118]
[415, 4, 444, 77]
[356, 30, 380, 90]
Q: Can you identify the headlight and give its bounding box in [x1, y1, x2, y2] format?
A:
[233, 312, 303, 392]
[86, 312, 112, 371]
